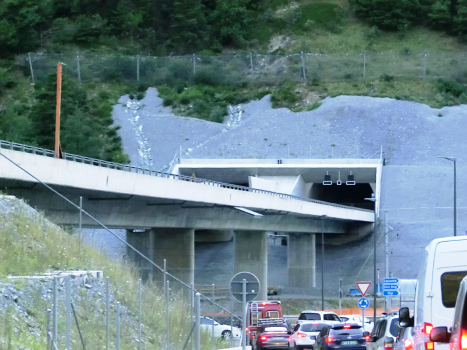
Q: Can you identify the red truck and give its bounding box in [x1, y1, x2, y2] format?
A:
[246, 300, 284, 344]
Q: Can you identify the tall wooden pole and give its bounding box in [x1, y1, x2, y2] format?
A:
[55, 63, 62, 158]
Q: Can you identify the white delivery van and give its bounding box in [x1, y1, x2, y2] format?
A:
[399, 236, 467, 350]
[429, 275, 467, 350]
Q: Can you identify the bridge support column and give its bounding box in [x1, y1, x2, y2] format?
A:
[288, 233, 316, 289]
[151, 228, 195, 287]
[126, 229, 156, 279]
[234, 231, 268, 300]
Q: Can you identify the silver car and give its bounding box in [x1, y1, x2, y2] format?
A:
[288, 322, 327, 350]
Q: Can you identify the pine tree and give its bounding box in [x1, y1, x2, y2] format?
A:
[172, 0, 208, 52]
[455, 0, 467, 39]
[211, 0, 253, 46]
[429, 0, 452, 30]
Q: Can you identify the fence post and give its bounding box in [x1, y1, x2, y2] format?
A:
[166, 280, 170, 350]
[423, 51, 427, 81]
[191, 282, 194, 350]
[137, 55, 140, 82]
[66, 275, 71, 350]
[77, 52, 82, 83]
[301, 51, 307, 82]
[193, 54, 196, 76]
[116, 302, 120, 350]
[47, 309, 52, 350]
[363, 51, 367, 81]
[139, 279, 142, 350]
[195, 293, 201, 350]
[79, 196, 82, 255]
[106, 276, 109, 350]
[28, 52, 35, 84]
[212, 284, 215, 350]
[250, 53, 254, 72]
[53, 277, 58, 345]
[163, 259, 167, 297]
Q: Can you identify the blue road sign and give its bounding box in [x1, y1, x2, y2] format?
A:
[358, 297, 370, 309]
[383, 290, 400, 296]
[383, 284, 399, 290]
[383, 278, 399, 284]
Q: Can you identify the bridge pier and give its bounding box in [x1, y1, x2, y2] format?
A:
[288, 233, 316, 289]
[126, 228, 195, 288]
[234, 230, 268, 300]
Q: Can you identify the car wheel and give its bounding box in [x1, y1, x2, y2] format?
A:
[221, 330, 232, 340]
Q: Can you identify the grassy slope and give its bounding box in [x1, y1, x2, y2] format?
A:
[0, 195, 223, 349]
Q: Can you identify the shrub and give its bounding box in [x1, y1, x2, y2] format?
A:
[349, 0, 422, 30]
[436, 79, 466, 97]
[194, 67, 223, 86]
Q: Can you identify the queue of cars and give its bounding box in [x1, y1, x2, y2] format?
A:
[248, 235, 467, 350]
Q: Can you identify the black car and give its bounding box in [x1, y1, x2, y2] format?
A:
[314, 324, 370, 350]
[254, 326, 289, 350]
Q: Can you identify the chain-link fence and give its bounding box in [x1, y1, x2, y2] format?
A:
[16, 51, 467, 86]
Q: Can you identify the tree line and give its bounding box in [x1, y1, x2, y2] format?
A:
[350, 0, 467, 39]
[0, 0, 261, 58]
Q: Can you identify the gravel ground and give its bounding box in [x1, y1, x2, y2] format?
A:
[110, 89, 467, 297]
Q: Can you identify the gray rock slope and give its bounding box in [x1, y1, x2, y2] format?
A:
[111, 88, 467, 296]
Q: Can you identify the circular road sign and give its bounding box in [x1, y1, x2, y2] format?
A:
[230, 272, 260, 302]
[358, 297, 370, 309]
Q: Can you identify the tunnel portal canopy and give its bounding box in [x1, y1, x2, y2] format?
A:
[173, 158, 383, 213]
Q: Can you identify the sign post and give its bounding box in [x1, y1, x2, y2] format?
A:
[356, 282, 371, 328]
[230, 272, 260, 350]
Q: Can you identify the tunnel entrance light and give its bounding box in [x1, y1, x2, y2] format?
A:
[337, 171, 342, 186]
[346, 171, 356, 185]
[323, 171, 332, 185]
[234, 207, 263, 218]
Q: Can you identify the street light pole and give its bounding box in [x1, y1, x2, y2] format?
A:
[438, 156, 457, 236]
[364, 195, 377, 323]
[319, 215, 327, 311]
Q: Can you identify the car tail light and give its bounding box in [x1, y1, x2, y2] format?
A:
[423, 323, 433, 335]
[425, 342, 434, 350]
[260, 336, 267, 341]
[384, 338, 394, 350]
[461, 329, 467, 349]
[297, 332, 307, 338]
[327, 337, 334, 343]
[344, 325, 351, 329]
[404, 339, 413, 350]
[365, 335, 371, 340]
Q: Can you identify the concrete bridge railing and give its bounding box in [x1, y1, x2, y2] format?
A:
[0, 139, 372, 213]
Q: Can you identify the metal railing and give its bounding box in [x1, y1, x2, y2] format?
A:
[0, 139, 372, 213]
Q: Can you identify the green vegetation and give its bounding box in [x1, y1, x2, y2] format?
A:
[3, 0, 467, 154]
[0, 195, 226, 349]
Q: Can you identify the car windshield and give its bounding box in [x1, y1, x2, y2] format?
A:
[301, 324, 327, 332]
[389, 318, 400, 337]
[300, 313, 321, 320]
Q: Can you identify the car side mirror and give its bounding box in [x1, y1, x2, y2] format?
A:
[368, 336, 377, 342]
[399, 307, 414, 327]
[430, 327, 451, 343]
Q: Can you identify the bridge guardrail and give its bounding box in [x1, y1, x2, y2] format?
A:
[0, 139, 372, 213]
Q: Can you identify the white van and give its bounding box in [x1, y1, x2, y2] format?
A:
[429, 275, 467, 350]
[399, 236, 467, 350]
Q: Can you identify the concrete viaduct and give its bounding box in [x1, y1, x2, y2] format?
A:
[0, 141, 380, 299]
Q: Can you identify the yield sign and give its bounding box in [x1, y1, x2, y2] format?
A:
[356, 282, 372, 296]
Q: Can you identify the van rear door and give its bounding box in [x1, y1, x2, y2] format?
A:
[431, 240, 467, 328]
